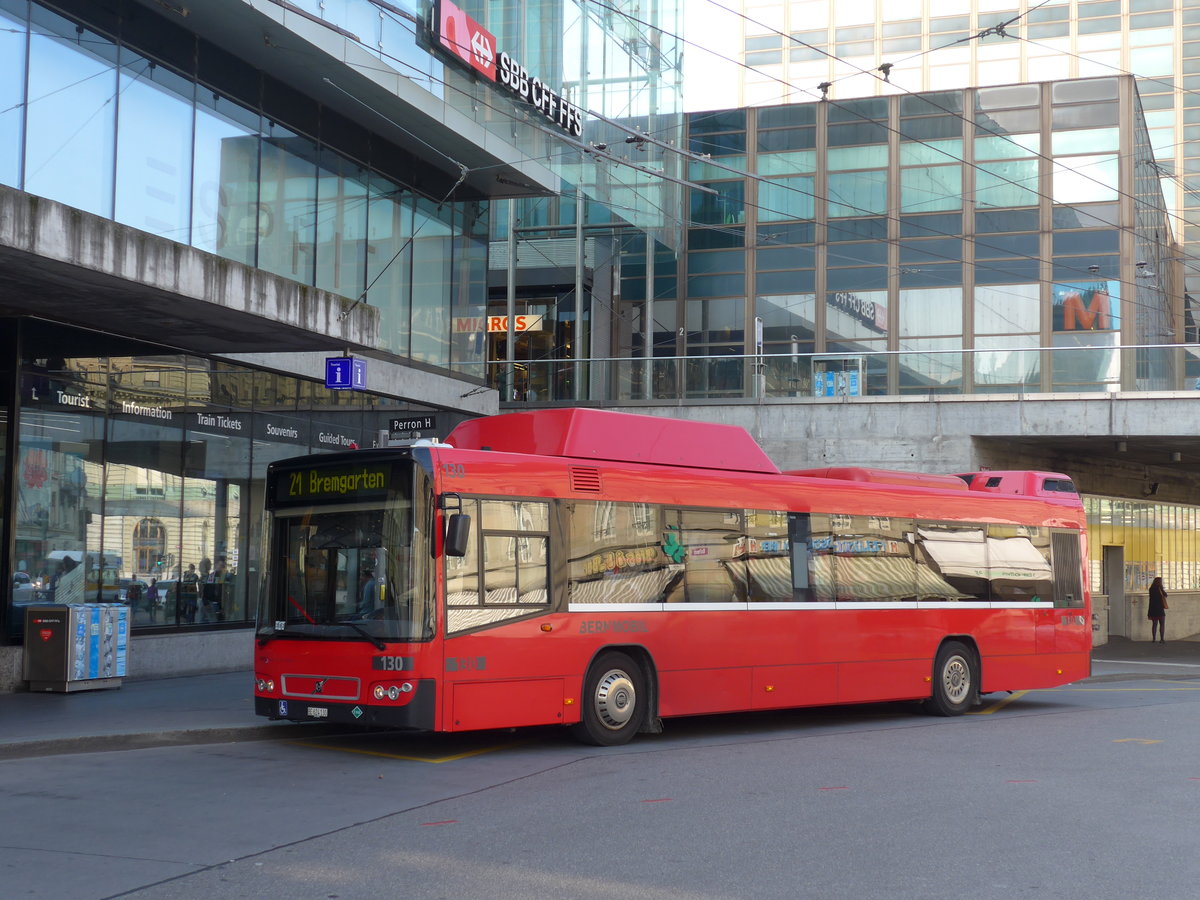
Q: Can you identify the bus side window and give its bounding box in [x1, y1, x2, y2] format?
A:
[788, 513, 813, 601]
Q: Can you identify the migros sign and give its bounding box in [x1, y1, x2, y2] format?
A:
[435, 0, 584, 137]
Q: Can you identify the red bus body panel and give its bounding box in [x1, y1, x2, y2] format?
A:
[255, 410, 1091, 735]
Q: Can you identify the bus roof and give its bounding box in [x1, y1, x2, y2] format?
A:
[785, 467, 970, 491]
[447, 409, 781, 474]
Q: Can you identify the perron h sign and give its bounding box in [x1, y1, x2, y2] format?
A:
[325, 357, 367, 391]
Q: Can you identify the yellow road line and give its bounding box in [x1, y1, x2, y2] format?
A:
[289, 739, 523, 763]
[969, 690, 1029, 714]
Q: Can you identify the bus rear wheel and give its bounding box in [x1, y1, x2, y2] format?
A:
[572, 651, 646, 746]
[923, 640, 976, 716]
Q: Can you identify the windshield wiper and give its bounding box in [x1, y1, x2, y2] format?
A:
[330, 620, 387, 650]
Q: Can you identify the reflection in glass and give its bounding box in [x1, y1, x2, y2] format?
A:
[0, 6, 26, 187]
[258, 123, 317, 283]
[25, 11, 117, 216]
[194, 93, 260, 260]
[115, 51, 194, 242]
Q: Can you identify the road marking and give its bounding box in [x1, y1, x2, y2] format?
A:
[1113, 738, 1163, 744]
[970, 690, 1028, 714]
[1095, 659, 1200, 668]
[289, 739, 520, 763]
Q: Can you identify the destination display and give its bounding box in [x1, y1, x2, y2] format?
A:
[273, 463, 395, 506]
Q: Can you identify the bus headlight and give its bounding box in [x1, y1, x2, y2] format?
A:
[373, 682, 416, 701]
[255, 677, 275, 693]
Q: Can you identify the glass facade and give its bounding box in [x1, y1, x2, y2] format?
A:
[5, 321, 443, 642]
[645, 77, 1176, 399]
[735, 0, 1200, 388]
[0, 0, 488, 371]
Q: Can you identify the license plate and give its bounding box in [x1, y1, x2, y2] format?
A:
[307, 706, 328, 718]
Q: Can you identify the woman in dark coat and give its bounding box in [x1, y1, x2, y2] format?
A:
[1148, 576, 1168, 643]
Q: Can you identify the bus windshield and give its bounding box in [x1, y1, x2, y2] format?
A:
[257, 492, 434, 644]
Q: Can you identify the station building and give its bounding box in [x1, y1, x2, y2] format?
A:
[0, 0, 684, 687]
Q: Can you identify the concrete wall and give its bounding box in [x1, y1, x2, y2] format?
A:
[0, 630, 253, 692]
[1119, 593, 1198, 643]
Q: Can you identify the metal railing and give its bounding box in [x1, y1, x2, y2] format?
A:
[487, 343, 1198, 405]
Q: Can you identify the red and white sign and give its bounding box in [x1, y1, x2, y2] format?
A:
[487, 315, 545, 333]
[438, 0, 496, 81]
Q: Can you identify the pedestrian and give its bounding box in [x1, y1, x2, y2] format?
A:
[203, 556, 228, 622]
[146, 578, 160, 624]
[1148, 576, 1168, 643]
[181, 563, 200, 624]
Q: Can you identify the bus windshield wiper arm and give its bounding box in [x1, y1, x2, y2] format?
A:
[332, 620, 386, 650]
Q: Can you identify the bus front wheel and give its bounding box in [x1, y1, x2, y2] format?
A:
[923, 640, 976, 716]
[572, 651, 646, 746]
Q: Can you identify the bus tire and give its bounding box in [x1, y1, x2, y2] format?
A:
[923, 640, 976, 717]
[572, 651, 646, 746]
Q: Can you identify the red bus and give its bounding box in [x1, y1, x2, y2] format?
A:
[253, 408, 1090, 745]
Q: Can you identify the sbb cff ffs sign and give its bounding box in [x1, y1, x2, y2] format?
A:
[435, 0, 584, 137]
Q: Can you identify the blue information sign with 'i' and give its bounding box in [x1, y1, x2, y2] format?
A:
[325, 357, 367, 391]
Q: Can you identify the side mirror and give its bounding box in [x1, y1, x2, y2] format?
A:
[444, 513, 471, 557]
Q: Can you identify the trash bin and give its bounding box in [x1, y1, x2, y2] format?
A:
[24, 603, 127, 692]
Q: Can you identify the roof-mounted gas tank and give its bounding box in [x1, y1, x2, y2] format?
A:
[955, 470, 1079, 500]
[446, 409, 780, 474]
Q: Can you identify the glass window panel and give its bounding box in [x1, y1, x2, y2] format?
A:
[828, 241, 888, 266]
[25, 12, 118, 217]
[827, 121, 889, 147]
[192, 92, 260, 262]
[1052, 229, 1119, 256]
[1052, 78, 1118, 103]
[746, 35, 783, 51]
[757, 151, 817, 176]
[365, 174, 411, 357]
[758, 270, 816, 294]
[899, 213, 962, 238]
[975, 283, 1040, 334]
[975, 133, 1040, 160]
[976, 232, 1039, 259]
[977, 84, 1041, 109]
[898, 336, 962, 392]
[1051, 127, 1120, 155]
[976, 259, 1042, 284]
[901, 165, 962, 212]
[692, 181, 745, 225]
[758, 176, 815, 222]
[976, 160, 1040, 208]
[0, 5, 26, 188]
[1052, 203, 1119, 228]
[899, 139, 962, 166]
[756, 246, 815, 271]
[899, 287, 961, 336]
[314, 151, 368, 301]
[745, 50, 782, 66]
[757, 127, 816, 152]
[977, 107, 1039, 133]
[826, 267, 887, 291]
[1052, 155, 1119, 203]
[827, 217, 886, 241]
[689, 156, 748, 180]
[826, 289, 888, 340]
[899, 239, 960, 266]
[689, 132, 746, 156]
[1078, 17, 1121, 34]
[115, 52, 194, 242]
[976, 208, 1039, 233]
[827, 145, 889, 171]
[688, 250, 745, 275]
[974, 334, 1040, 390]
[828, 97, 888, 123]
[900, 263, 962, 287]
[410, 196, 453, 365]
[899, 117, 962, 140]
[828, 171, 888, 217]
[258, 124, 317, 283]
[758, 106, 817, 128]
[883, 37, 922, 52]
[688, 273, 746, 298]
[689, 109, 747, 133]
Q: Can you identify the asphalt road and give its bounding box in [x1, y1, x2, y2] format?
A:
[3, 675, 1200, 900]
